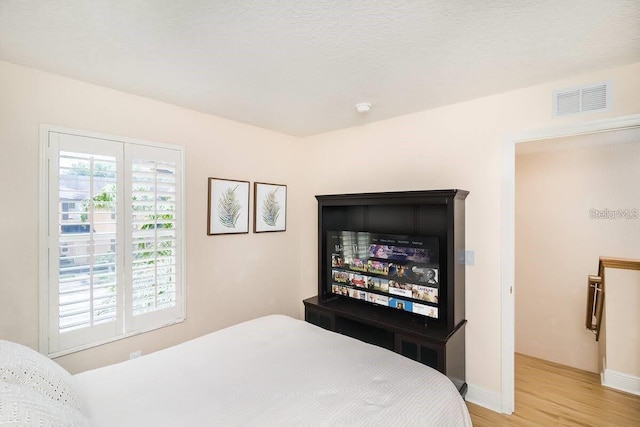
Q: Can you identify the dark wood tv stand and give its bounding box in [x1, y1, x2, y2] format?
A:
[304, 295, 467, 396]
[308, 189, 468, 396]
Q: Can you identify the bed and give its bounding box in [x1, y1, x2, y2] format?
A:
[1, 315, 472, 426]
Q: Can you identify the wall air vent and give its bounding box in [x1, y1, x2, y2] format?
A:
[553, 81, 610, 118]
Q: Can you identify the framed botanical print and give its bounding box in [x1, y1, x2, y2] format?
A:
[207, 177, 250, 235]
[254, 182, 287, 233]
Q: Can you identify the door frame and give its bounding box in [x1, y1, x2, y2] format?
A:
[501, 113, 640, 413]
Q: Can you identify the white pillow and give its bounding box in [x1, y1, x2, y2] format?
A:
[0, 382, 90, 427]
[0, 340, 84, 412]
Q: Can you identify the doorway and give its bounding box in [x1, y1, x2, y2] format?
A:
[501, 114, 640, 413]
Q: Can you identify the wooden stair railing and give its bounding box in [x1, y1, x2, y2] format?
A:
[586, 256, 640, 341]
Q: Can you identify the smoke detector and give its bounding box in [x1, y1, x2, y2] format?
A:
[355, 102, 372, 113]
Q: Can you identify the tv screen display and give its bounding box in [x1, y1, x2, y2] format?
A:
[326, 231, 440, 319]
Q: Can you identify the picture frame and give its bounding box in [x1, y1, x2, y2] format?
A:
[254, 182, 287, 233]
[207, 177, 250, 235]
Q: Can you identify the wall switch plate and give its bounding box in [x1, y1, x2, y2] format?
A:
[465, 250, 475, 265]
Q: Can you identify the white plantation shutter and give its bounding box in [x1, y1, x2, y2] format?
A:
[131, 160, 177, 314]
[57, 153, 118, 325]
[125, 144, 183, 332]
[48, 134, 123, 353]
[41, 128, 184, 356]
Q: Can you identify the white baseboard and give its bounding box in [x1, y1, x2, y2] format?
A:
[467, 369, 640, 416]
[465, 383, 504, 414]
[602, 369, 640, 396]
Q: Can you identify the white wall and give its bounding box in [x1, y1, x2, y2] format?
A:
[1, 59, 639, 409]
[0, 61, 303, 373]
[299, 62, 640, 403]
[603, 268, 640, 380]
[515, 131, 640, 373]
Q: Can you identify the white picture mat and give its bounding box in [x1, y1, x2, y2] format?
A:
[208, 178, 249, 234]
[254, 183, 286, 232]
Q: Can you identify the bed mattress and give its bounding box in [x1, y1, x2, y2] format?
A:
[74, 315, 472, 426]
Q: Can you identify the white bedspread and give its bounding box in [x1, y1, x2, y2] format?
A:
[74, 315, 472, 426]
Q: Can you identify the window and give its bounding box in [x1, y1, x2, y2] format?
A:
[61, 202, 75, 221]
[40, 127, 185, 356]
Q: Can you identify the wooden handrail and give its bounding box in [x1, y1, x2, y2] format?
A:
[586, 256, 640, 341]
[600, 256, 640, 271]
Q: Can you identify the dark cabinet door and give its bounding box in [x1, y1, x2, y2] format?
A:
[395, 334, 444, 371]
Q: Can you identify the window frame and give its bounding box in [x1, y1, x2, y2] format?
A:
[39, 125, 186, 357]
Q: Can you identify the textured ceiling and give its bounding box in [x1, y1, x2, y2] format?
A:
[1, 1, 639, 136]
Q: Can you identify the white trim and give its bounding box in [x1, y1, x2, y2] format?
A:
[501, 114, 640, 414]
[40, 124, 183, 151]
[179, 137, 187, 323]
[602, 369, 640, 396]
[465, 383, 503, 413]
[38, 127, 51, 354]
[512, 113, 640, 143]
[500, 140, 516, 414]
[47, 318, 184, 359]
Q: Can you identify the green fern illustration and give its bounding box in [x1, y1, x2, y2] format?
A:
[217, 185, 241, 228]
[261, 188, 281, 227]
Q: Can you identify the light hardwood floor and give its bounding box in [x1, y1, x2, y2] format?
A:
[466, 353, 640, 426]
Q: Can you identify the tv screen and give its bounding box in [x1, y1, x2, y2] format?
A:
[326, 230, 440, 319]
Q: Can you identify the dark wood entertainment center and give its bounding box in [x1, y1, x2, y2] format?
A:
[303, 189, 468, 396]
